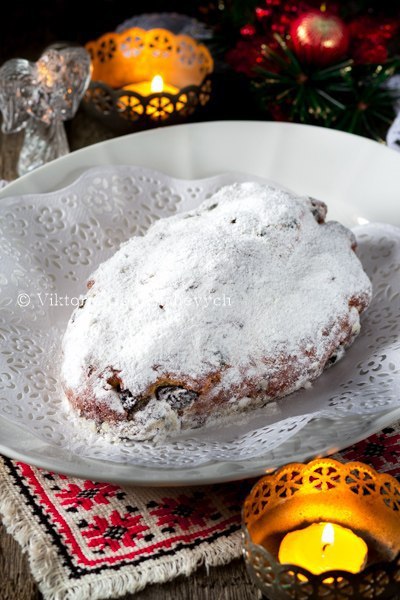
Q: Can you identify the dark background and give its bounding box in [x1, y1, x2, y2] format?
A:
[2, 0, 399, 130]
[2, 0, 399, 63]
[0, 0, 259, 124]
[0, 1, 210, 62]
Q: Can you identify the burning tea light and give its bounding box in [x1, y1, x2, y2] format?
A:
[278, 522, 368, 575]
[122, 74, 179, 97]
[119, 74, 184, 117]
[242, 459, 400, 600]
[84, 27, 213, 131]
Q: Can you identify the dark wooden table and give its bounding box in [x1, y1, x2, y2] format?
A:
[0, 112, 260, 600]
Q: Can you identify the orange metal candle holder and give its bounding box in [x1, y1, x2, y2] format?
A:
[242, 459, 400, 599]
[83, 28, 213, 133]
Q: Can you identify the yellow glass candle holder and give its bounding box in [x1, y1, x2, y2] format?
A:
[242, 458, 400, 599]
[83, 28, 214, 133]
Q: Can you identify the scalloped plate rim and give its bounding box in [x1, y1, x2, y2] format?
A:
[0, 121, 400, 484]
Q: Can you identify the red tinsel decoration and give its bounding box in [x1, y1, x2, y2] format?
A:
[227, 0, 310, 73]
[226, 1, 399, 73]
[349, 16, 399, 64]
[240, 23, 257, 37]
[226, 38, 267, 77]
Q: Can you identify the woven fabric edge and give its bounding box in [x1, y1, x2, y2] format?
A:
[0, 459, 242, 600]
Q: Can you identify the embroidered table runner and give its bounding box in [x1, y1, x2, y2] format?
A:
[0, 423, 399, 600]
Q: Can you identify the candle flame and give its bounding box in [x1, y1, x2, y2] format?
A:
[151, 75, 164, 93]
[321, 523, 335, 547]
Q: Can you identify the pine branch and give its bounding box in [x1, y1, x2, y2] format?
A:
[251, 36, 400, 139]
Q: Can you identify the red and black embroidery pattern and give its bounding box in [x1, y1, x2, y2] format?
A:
[3, 458, 242, 578]
[82, 510, 149, 553]
[339, 426, 400, 480]
[1, 422, 398, 586]
[56, 481, 125, 511]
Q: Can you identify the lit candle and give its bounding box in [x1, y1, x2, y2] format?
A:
[278, 522, 368, 575]
[122, 74, 178, 96]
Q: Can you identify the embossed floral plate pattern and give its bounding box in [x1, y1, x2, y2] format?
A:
[0, 163, 399, 484]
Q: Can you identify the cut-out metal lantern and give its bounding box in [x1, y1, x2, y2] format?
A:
[0, 47, 91, 176]
[243, 459, 400, 599]
[84, 28, 214, 133]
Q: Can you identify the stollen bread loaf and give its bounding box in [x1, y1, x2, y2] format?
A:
[61, 182, 372, 441]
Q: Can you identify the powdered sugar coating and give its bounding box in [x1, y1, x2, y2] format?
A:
[61, 182, 372, 440]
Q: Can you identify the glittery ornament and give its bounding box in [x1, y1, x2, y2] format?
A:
[290, 11, 349, 67]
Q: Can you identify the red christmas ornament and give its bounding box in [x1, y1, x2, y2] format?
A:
[290, 11, 349, 67]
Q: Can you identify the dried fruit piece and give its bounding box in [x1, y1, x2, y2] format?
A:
[156, 385, 198, 411]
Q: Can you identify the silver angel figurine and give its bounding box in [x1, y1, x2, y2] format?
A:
[0, 47, 91, 176]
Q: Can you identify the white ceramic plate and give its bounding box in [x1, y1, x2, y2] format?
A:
[2, 121, 400, 229]
[1, 121, 400, 485]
